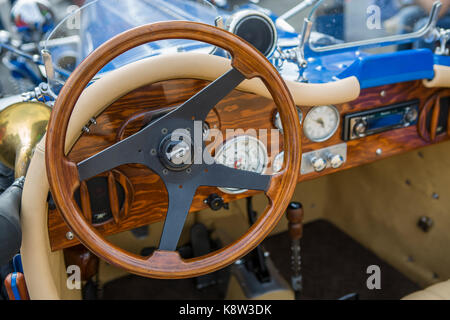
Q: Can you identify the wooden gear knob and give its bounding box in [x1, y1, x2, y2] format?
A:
[286, 202, 304, 241]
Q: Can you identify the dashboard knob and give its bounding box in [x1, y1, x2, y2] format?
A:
[310, 156, 327, 172]
[404, 107, 418, 124]
[353, 119, 367, 137]
[327, 153, 344, 169]
[205, 193, 229, 211]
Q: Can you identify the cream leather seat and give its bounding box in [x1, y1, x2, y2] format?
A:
[403, 280, 450, 300]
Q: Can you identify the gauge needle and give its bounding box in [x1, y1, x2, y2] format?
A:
[315, 118, 325, 128]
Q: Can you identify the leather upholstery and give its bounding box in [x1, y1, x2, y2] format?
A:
[403, 280, 450, 300]
[424, 65, 450, 88]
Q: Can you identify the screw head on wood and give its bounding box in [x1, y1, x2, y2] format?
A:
[66, 231, 74, 240]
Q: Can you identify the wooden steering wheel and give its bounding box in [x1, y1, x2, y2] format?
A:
[46, 21, 301, 279]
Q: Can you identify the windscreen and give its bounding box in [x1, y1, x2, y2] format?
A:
[308, 0, 436, 48]
[43, 0, 218, 93]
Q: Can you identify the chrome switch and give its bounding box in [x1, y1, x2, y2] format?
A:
[327, 153, 344, 169]
[310, 156, 327, 172]
[301, 143, 347, 175]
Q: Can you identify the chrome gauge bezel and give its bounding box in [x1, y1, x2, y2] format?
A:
[214, 135, 268, 194]
[226, 10, 278, 58]
[272, 151, 284, 174]
[273, 108, 303, 133]
[303, 105, 340, 143]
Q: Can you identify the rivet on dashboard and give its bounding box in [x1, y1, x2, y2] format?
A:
[376, 149, 382, 156]
[418, 216, 434, 232]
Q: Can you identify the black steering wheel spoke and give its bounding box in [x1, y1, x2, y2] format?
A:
[169, 68, 246, 122]
[77, 128, 158, 181]
[77, 67, 245, 183]
[200, 163, 272, 191]
[76, 67, 262, 251]
[158, 183, 197, 251]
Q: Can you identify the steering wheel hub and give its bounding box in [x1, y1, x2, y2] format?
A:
[159, 132, 193, 171]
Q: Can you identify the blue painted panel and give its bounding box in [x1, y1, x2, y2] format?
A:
[337, 49, 435, 88]
[434, 54, 450, 66]
[11, 273, 21, 300]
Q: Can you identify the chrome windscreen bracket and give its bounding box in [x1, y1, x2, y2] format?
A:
[41, 49, 55, 82]
[435, 28, 450, 55]
[275, 18, 313, 82]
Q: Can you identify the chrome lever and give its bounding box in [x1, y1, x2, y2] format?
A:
[275, 18, 313, 81]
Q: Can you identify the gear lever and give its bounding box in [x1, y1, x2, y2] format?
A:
[286, 202, 304, 299]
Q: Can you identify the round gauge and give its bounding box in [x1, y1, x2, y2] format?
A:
[273, 108, 303, 133]
[272, 152, 284, 174]
[227, 10, 278, 58]
[303, 106, 340, 142]
[215, 135, 268, 194]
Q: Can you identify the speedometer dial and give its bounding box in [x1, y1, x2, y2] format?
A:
[303, 105, 340, 142]
[215, 135, 268, 194]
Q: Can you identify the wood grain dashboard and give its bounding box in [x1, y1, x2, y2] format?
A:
[48, 78, 450, 251]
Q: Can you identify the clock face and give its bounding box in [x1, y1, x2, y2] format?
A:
[303, 105, 340, 142]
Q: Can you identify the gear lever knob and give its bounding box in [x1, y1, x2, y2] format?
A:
[286, 202, 304, 241]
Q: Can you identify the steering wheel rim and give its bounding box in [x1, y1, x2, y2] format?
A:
[46, 21, 301, 279]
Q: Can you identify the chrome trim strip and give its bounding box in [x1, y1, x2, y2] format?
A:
[227, 10, 278, 58]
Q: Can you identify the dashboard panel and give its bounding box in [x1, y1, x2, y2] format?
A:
[48, 78, 450, 251]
